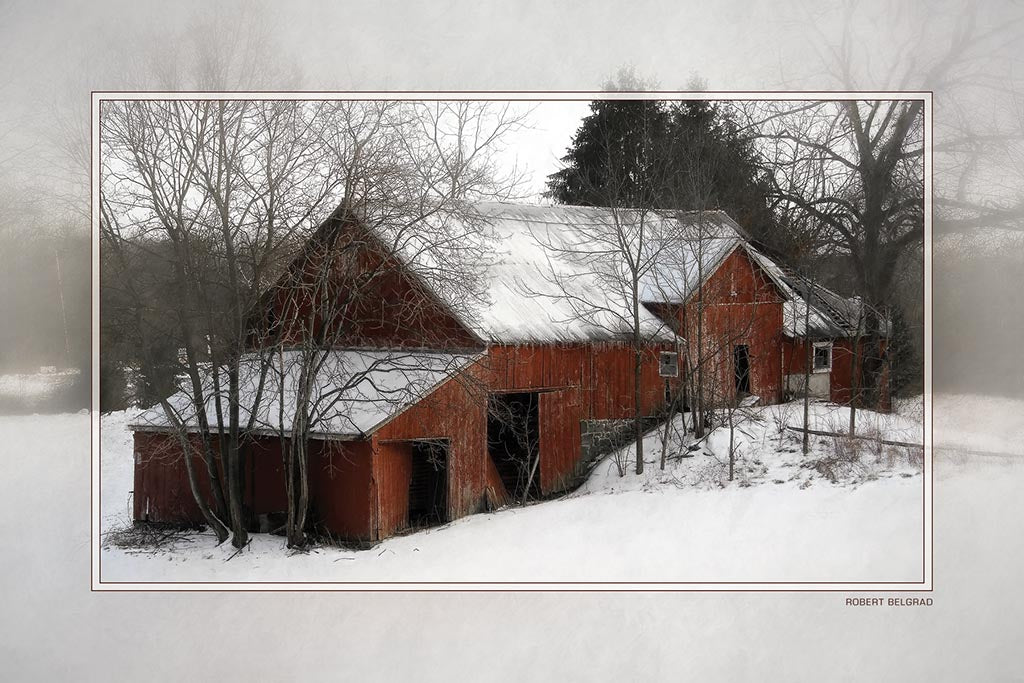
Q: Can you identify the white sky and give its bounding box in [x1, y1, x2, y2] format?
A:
[501, 101, 591, 201]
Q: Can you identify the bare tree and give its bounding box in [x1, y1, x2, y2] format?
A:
[189, 101, 525, 547]
[530, 206, 673, 477]
[535, 99, 681, 476]
[101, 100, 345, 546]
[777, 1, 1024, 399]
[742, 99, 924, 407]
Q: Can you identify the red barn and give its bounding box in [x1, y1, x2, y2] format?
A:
[129, 203, 886, 542]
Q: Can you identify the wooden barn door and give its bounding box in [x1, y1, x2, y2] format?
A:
[538, 389, 582, 495]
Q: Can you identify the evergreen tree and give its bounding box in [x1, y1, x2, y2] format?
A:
[547, 99, 788, 256]
[546, 99, 671, 208]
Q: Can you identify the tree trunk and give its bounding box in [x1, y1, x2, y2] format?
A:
[849, 306, 865, 437]
[728, 405, 735, 481]
[286, 355, 316, 548]
[802, 279, 813, 456]
[287, 435, 310, 548]
[634, 345, 644, 475]
[160, 401, 230, 543]
[660, 379, 678, 471]
[694, 300, 705, 439]
[860, 307, 885, 410]
[682, 353, 694, 435]
[522, 440, 540, 507]
[225, 365, 248, 548]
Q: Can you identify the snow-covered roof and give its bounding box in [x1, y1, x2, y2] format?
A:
[130, 349, 480, 439]
[300, 201, 880, 345]
[395, 202, 689, 344]
[783, 299, 850, 338]
[778, 272, 890, 339]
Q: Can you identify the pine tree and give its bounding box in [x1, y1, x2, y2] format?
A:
[546, 99, 787, 255]
[545, 99, 671, 208]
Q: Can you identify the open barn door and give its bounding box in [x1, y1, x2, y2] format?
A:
[734, 344, 751, 395]
[487, 392, 540, 503]
[407, 440, 448, 528]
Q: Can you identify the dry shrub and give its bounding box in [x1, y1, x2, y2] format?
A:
[814, 432, 872, 483]
[102, 521, 203, 552]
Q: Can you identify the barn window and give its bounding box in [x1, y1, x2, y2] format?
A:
[813, 342, 832, 373]
[659, 351, 679, 377]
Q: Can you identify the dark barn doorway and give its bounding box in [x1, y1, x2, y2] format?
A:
[734, 344, 751, 395]
[487, 392, 541, 502]
[408, 440, 448, 528]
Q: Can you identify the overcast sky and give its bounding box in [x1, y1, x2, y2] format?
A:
[2, 0, 1020, 204]
[498, 101, 589, 200]
[3, 1, 1024, 678]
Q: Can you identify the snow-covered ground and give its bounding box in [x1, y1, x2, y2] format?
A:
[0, 368, 81, 411]
[96, 398, 935, 584]
[1, 393, 1023, 679]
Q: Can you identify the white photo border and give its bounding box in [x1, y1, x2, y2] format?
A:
[91, 90, 933, 592]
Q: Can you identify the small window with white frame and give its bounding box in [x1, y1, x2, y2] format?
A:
[812, 341, 832, 373]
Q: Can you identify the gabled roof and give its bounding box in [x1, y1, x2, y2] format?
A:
[384, 202, 877, 343]
[637, 214, 744, 305]
[384, 202, 683, 345]
[130, 349, 481, 439]
[624, 205, 878, 341]
[261, 200, 876, 347]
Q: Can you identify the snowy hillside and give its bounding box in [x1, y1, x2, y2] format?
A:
[96, 398, 945, 584]
[2, 393, 1023, 678]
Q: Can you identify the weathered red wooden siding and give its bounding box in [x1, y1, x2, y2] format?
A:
[247, 438, 287, 516]
[373, 369, 488, 524]
[485, 344, 668, 419]
[664, 248, 785, 405]
[828, 339, 856, 403]
[132, 432, 380, 539]
[307, 440, 376, 541]
[132, 432, 213, 524]
[783, 337, 891, 408]
[372, 341, 674, 528]
[253, 228, 479, 350]
[133, 248, 792, 541]
[483, 449, 510, 506]
[538, 388, 582, 493]
[373, 441, 414, 540]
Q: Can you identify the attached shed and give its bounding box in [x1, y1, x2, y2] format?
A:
[779, 278, 891, 407]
